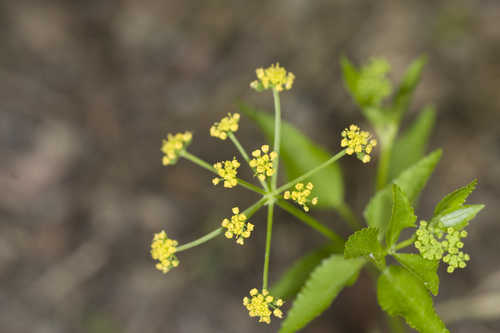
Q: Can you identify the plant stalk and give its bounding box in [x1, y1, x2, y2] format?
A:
[271, 89, 281, 191]
[181, 151, 265, 195]
[262, 202, 275, 290]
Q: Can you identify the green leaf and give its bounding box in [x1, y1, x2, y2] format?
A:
[344, 227, 385, 269]
[434, 179, 477, 216]
[433, 204, 484, 230]
[377, 266, 449, 333]
[340, 56, 359, 98]
[280, 255, 366, 333]
[365, 150, 442, 237]
[393, 253, 440, 296]
[386, 184, 417, 247]
[389, 106, 436, 180]
[271, 246, 335, 300]
[240, 103, 344, 208]
[391, 56, 427, 122]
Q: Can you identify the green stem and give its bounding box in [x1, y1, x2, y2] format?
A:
[375, 123, 398, 191]
[271, 89, 281, 191]
[376, 142, 393, 191]
[228, 132, 250, 162]
[176, 228, 223, 252]
[228, 132, 270, 192]
[262, 202, 275, 290]
[337, 202, 363, 231]
[181, 151, 265, 195]
[393, 234, 417, 252]
[273, 150, 347, 196]
[276, 200, 344, 251]
[245, 196, 269, 217]
[176, 196, 269, 253]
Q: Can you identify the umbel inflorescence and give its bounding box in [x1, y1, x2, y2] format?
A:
[243, 288, 284, 324]
[340, 124, 377, 163]
[213, 158, 240, 188]
[415, 221, 470, 273]
[222, 207, 255, 245]
[152, 62, 376, 324]
[150, 231, 179, 274]
[149, 57, 485, 333]
[161, 131, 192, 166]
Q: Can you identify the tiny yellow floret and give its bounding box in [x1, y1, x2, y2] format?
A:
[283, 182, 318, 212]
[210, 113, 240, 140]
[250, 63, 295, 92]
[243, 288, 284, 324]
[161, 131, 193, 166]
[340, 124, 376, 163]
[249, 145, 278, 181]
[221, 207, 254, 245]
[213, 157, 240, 188]
[150, 230, 179, 274]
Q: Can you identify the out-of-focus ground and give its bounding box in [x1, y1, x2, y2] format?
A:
[1, 1, 499, 332]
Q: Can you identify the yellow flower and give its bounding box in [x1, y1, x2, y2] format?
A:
[243, 288, 284, 324]
[210, 113, 240, 140]
[150, 230, 179, 274]
[221, 207, 254, 245]
[283, 182, 318, 212]
[340, 125, 377, 163]
[250, 63, 295, 92]
[213, 158, 240, 188]
[161, 131, 192, 166]
[249, 145, 278, 181]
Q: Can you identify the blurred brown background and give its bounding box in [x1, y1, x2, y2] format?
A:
[1, 1, 499, 332]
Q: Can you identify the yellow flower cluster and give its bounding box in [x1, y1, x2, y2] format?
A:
[250, 63, 295, 92]
[284, 182, 318, 212]
[221, 207, 255, 245]
[210, 113, 240, 140]
[161, 131, 192, 166]
[150, 230, 179, 274]
[340, 124, 377, 163]
[243, 288, 284, 324]
[249, 145, 278, 181]
[213, 158, 240, 188]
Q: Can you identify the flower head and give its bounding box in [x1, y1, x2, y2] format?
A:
[243, 288, 284, 324]
[150, 230, 179, 274]
[340, 125, 377, 163]
[161, 131, 193, 166]
[221, 207, 254, 245]
[250, 63, 295, 92]
[210, 113, 240, 140]
[213, 158, 240, 188]
[414, 221, 470, 273]
[249, 145, 278, 181]
[283, 182, 318, 212]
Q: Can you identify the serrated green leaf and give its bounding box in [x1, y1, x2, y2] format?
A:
[434, 179, 477, 216]
[280, 255, 366, 333]
[391, 56, 427, 122]
[386, 185, 417, 247]
[433, 204, 484, 230]
[389, 106, 436, 180]
[365, 150, 442, 237]
[271, 246, 335, 300]
[377, 266, 449, 333]
[393, 253, 440, 296]
[240, 103, 344, 208]
[344, 227, 385, 268]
